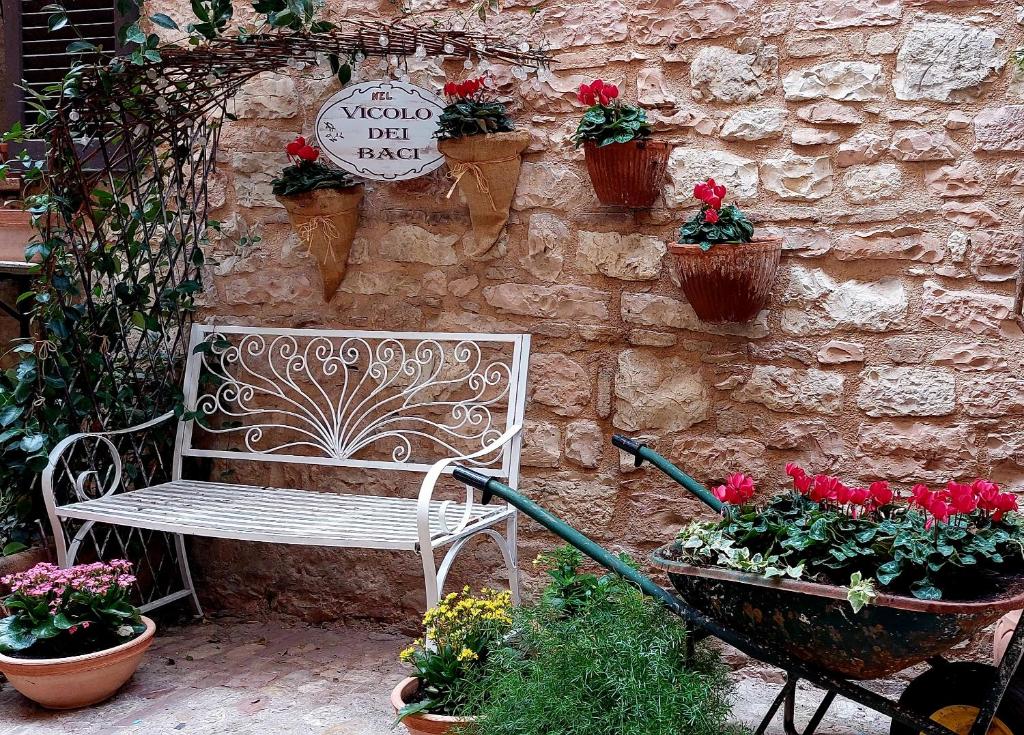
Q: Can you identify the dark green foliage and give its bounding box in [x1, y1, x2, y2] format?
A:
[251, 0, 336, 32]
[271, 160, 355, 197]
[677, 204, 755, 251]
[435, 101, 514, 140]
[678, 495, 1024, 601]
[571, 103, 651, 148]
[458, 547, 739, 735]
[187, 0, 234, 41]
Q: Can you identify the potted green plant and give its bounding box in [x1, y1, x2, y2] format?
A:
[273, 135, 364, 301]
[436, 76, 530, 256]
[668, 178, 782, 323]
[392, 586, 513, 735]
[572, 79, 671, 208]
[0, 560, 155, 709]
[461, 547, 739, 735]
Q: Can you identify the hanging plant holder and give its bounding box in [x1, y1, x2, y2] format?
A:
[667, 238, 782, 323]
[276, 184, 364, 301]
[583, 139, 672, 208]
[439, 130, 530, 256]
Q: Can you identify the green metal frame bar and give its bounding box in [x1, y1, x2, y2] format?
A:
[611, 435, 724, 513]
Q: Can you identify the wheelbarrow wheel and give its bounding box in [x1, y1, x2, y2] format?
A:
[890, 662, 1024, 735]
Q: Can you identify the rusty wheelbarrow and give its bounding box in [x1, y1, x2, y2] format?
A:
[451, 435, 1024, 735]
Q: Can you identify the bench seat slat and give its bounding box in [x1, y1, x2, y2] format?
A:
[56, 481, 511, 550]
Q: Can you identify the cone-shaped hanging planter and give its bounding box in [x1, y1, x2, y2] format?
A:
[276, 184, 364, 301]
[438, 130, 530, 257]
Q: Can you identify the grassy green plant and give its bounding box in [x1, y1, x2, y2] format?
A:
[458, 547, 739, 735]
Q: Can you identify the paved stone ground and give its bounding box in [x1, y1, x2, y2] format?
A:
[0, 617, 892, 735]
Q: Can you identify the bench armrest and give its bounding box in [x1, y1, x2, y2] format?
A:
[416, 423, 523, 543]
[42, 411, 177, 513]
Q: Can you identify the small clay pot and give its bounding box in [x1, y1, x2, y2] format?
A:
[667, 238, 783, 323]
[391, 676, 474, 735]
[0, 616, 156, 709]
[0, 546, 52, 579]
[583, 139, 672, 208]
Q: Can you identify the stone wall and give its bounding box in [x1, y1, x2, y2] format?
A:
[155, 0, 1024, 625]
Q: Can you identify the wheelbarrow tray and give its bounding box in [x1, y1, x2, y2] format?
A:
[652, 543, 1024, 680]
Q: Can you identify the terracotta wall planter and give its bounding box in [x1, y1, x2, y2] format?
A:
[392, 677, 474, 735]
[439, 130, 531, 257]
[276, 184, 364, 301]
[0, 616, 155, 709]
[667, 238, 783, 323]
[0, 209, 36, 263]
[583, 139, 672, 208]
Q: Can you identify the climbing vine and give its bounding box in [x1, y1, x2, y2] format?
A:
[0, 1, 545, 554]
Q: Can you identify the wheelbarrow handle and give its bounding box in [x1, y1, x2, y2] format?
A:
[453, 465, 689, 611]
[611, 435, 725, 514]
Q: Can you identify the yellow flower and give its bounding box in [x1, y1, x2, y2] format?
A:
[457, 647, 478, 662]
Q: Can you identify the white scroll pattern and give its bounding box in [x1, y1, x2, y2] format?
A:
[191, 333, 513, 467]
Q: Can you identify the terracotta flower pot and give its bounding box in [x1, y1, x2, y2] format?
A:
[391, 676, 474, 735]
[0, 546, 52, 579]
[439, 130, 531, 257]
[667, 237, 783, 323]
[0, 616, 155, 709]
[995, 611, 1021, 666]
[276, 184, 364, 301]
[583, 139, 672, 208]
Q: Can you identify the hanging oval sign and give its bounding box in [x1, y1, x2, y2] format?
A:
[315, 80, 446, 181]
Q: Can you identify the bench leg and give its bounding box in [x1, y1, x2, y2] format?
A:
[433, 523, 521, 609]
[421, 546, 441, 610]
[506, 513, 521, 605]
[175, 534, 204, 618]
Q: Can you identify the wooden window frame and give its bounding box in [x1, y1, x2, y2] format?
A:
[1, 1, 136, 146]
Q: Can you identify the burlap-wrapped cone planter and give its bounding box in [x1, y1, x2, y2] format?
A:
[276, 184, 364, 301]
[668, 238, 783, 323]
[439, 130, 531, 257]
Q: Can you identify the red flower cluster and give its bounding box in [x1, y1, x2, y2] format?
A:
[911, 480, 1019, 524]
[286, 136, 320, 162]
[713, 473, 756, 506]
[785, 463, 893, 515]
[576, 79, 619, 106]
[693, 178, 727, 224]
[443, 77, 486, 99]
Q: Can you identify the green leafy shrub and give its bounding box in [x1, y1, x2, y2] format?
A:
[677, 178, 755, 251]
[571, 80, 651, 148]
[435, 77, 515, 140]
[459, 547, 739, 735]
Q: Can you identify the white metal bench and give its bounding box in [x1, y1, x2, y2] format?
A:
[41, 326, 530, 615]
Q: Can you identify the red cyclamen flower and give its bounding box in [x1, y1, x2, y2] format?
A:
[704, 209, 719, 224]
